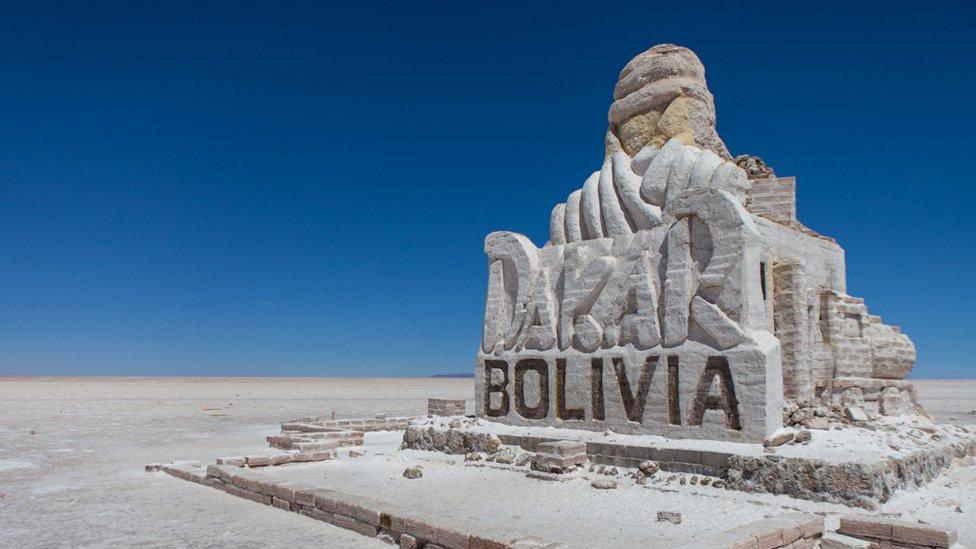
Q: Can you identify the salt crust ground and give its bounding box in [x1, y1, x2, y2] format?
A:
[0, 378, 973, 547]
[0, 377, 469, 548]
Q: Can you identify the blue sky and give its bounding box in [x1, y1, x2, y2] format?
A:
[1, 2, 974, 377]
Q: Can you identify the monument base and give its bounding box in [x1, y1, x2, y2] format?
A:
[152, 409, 971, 547]
[403, 415, 976, 508]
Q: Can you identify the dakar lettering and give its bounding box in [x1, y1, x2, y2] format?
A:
[482, 354, 741, 430]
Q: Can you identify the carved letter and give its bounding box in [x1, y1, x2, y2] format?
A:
[591, 358, 605, 421]
[484, 359, 509, 417]
[514, 359, 549, 419]
[517, 270, 558, 351]
[481, 232, 540, 353]
[667, 355, 680, 425]
[617, 254, 662, 349]
[662, 218, 695, 346]
[613, 356, 657, 422]
[688, 356, 741, 430]
[559, 256, 615, 350]
[555, 359, 584, 420]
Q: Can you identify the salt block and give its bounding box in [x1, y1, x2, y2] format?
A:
[536, 440, 586, 457]
[821, 532, 877, 549]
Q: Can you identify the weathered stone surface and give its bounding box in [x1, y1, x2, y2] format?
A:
[590, 479, 617, 489]
[656, 511, 682, 525]
[727, 437, 976, 506]
[402, 466, 422, 479]
[734, 154, 775, 180]
[638, 460, 660, 475]
[609, 44, 729, 158]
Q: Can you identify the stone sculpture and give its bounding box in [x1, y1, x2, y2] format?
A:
[476, 44, 920, 442]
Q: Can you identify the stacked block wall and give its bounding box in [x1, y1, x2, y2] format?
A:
[746, 177, 796, 225]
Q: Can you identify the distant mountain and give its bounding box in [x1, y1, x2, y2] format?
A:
[429, 373, 475, 378]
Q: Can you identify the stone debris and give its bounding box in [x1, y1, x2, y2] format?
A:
[733, 154, 775, 180]
[144, 463, 163, 472]
[494, 449, 516, 465]
[590, 479, 617, 490]
[845, 406, 869, 423]
[463, 452, 482, 462]
[794, 430, 812, 443]
[402, 466, 423, 479]
[638, 460, 660, 476]
[804, 417, 830, 430]
[656, 511, 682, 525]
[764, 430, 795, 447]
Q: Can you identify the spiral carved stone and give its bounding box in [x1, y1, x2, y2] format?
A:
[549, 139, 749, 245]
[607, 44, 729, 159]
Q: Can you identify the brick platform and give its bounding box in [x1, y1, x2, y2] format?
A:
[428, 398, 467, 417]
[402, 419, 976, 508]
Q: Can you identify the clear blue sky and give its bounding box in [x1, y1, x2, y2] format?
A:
[2, 2, 974, 377]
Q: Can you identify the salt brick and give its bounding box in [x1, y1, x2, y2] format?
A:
[334, 497, 382, 526]
[272, 497, 290, 511]
[404, 517, 437, 542]
[312, 488, 341, 512]
[245, 455, 271, 467]
[821, 532, 877, 549]
[270, 482, 299, 502]
[536, 440, 587, 456]
[271, 454, 293, 466]
[891, 523, 956, 548]
[469, 536, 508, 549]
[400, 533, 419, 549]
[332, 513, 381, 538]
[839, 516, 896, 541]
[434, 526, 470, 549]
[786, 536, 817, 549]
[753, 528, 785, 549]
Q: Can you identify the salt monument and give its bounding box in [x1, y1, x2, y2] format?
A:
[151, 44, 972, 547]
[475, 44, 921, 443]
